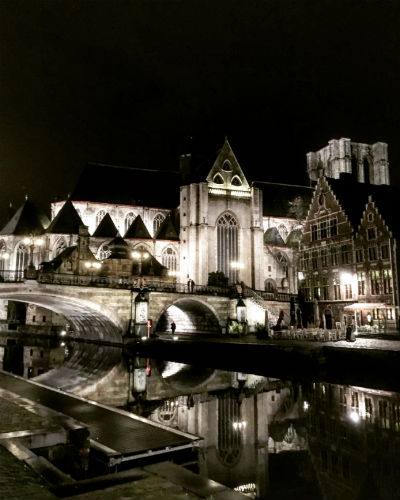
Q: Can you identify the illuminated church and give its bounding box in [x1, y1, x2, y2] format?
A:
[0, 136, 398, 330]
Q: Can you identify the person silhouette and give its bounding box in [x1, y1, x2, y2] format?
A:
[171, 321, 176, 335]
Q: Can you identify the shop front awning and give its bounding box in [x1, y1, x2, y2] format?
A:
[343, 302, 389, 311]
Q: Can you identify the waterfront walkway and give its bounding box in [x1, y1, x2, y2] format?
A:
[0, 370, 247, 500]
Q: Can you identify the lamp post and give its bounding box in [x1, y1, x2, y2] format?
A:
[130, 249, 150, 337]
[23, 235, 44, 279]
[131, 249, 150, 282]
[84, 260, 102, 284]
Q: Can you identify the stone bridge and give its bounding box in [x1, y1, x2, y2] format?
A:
[0, 280, 288, 405]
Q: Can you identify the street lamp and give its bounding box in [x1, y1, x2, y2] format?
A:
[236, 296, 247, 323]
[23, 235, 44, 279]
[84, 260, 102, 283]
[131, 249, 150, 281]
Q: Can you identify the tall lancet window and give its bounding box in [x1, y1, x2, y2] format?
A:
[217, 212, 238, 283]
[16, 243, 28, 276]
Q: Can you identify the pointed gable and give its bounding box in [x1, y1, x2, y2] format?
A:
[107, 236, 130, 259]
[206, 138, 251, 196]
[124, 215, 152, 239]
[92, 213, 119, 238]
[46, 199, 84, 234]
[0, 200, 49, 235]
[155, 212, 179, 241]
[264, 227, 285, 245]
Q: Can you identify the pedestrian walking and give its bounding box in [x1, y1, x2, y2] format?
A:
[171, 320, 176, 335]
[187, 278, 195, 293]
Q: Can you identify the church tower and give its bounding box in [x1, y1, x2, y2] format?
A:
[179, 139, 264, 289]
[306, 138, 390, 185]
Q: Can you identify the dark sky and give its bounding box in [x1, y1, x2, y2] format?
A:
[1, 0, 400, 218]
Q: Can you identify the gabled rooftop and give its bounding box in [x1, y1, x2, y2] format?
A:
[0, 199, 50, 236]
[46, 199, 84, 234]
[92, 213, 119, 238]
[155, 212, 179, 240]
[124, 215, 152, 239]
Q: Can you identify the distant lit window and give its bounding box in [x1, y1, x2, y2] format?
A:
[125, 212, 135, 233]
[96, 210, 106, 227]
[162, 247, 177, 271]
[16, 243, 28, 274]
[278, 224, 288, 241]
[97, 243, 111, 260]
[54, 238, 66, 257]
[217, 212, 238, 283]
[153, 213, 165, 236]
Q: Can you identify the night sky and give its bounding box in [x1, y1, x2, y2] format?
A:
[1, 0, 400, 218]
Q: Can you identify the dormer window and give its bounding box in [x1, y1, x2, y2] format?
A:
[231, 175, 242, 186]
[222, 160, 232, 171]
[213, 173, 224, 184]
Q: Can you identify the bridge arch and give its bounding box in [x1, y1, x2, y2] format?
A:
[154, 296, 222, 335]
[0, 284, 124, 343]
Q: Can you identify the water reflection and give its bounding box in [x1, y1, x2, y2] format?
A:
[2, 336, 400, 499]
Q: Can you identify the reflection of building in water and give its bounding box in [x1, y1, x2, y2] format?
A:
[23, 344, 65, 378]
[305, 382, 400, 500]
[144, 372, 317, 499]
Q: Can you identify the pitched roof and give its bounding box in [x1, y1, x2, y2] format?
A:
[253, 181, 314, 218]
[264, 227, 285, 245]
[70, 162, 181, 209]
[92, 213, 119, 238]
[107, 236, 130, 259]
[46, 199, 85, 234]
[124, 215, 152, 239]
[155, 212, 180, 240]
[326, 176, 400, 236]
[0, 200, 50, 236]
[41, 246, 76, 272]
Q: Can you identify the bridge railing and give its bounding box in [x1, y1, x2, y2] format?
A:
[1, 269, 293, 302]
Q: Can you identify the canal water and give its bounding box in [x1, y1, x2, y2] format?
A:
[2, 336, 400, 499]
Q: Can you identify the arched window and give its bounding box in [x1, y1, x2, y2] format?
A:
[125, 212, 135, 233]
[217, 392, 242, 466]
[54, 238, 66, 257]
[16, 243, 28, 275]
[278, 223, 288, 241]
[213, 173, 224, 184]
[0, 240, 8, 274]
[97, 242, 111, 261]
[275, 251, 288, 277]
[162, 247, 177, 271]
[96, 210, 106, 227]
[153, 213, 165, 236]
[264, 279, 276, 293]
[217, 212, 238, 283]
[222, 160, 232, 171]
[231, 175, 242, 186]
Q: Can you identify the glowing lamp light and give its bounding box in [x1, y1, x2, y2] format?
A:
[233, 420, 247, 431]
[349, 411, 360, 423]
[172, 335, 179, 341]
[60, 330, 67, 337]
[131, 251, 149, 260]
[141, 336, 148, 341]
[1, 252, 9, 260]
[231, 261, 244, 269]
[341, 272, 354, 284]
[298, 272, 304, 281]
[303, 401, 309, 411]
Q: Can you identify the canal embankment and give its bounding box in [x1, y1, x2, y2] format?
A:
[133, 334, 400, 393]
